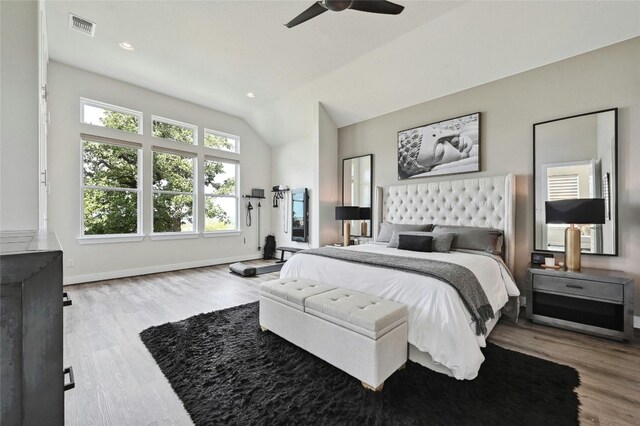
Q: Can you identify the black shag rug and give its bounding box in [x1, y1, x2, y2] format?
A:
[140, 302, 580, 426]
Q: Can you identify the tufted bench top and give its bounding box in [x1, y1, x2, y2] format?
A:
[259, 277, 336, 311]
[305, 289, 407, 340]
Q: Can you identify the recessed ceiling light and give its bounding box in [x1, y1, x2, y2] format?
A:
[246, 92, 256, 98]
[119, 41, 135, 51]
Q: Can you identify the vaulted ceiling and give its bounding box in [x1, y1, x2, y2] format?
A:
[46, 1, 640, 145]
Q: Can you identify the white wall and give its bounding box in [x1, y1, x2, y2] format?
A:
[47, 62, 272, 284]
[271, 136, 315, 249]
[0, 0, 40, 230]
[338, 37, 640, 308]
[316, 103, 339, 246]
[270, 102, 339, 250]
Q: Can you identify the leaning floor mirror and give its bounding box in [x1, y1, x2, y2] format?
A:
[342, 154, 373, 238]
[533, 108, 618, 256]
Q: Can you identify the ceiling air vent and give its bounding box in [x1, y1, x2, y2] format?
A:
[69, 13, 96, 37]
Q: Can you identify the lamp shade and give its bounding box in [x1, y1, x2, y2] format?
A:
[335, 206, 360, 220]
[359, 207, 371, 220]
[545, 198, 605, 224]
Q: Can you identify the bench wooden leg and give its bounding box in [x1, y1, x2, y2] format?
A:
[260, 325, 268, 332]
[361, 381, 384, 392]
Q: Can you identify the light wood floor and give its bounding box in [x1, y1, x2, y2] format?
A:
[63, 262, 640, 426]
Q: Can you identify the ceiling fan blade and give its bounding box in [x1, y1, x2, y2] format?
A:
[285, 2, 328, 28]
[349, 0, 405, 15]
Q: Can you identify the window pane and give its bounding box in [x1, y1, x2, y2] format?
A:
[153, 152, 194, 192]
[82, 104, 140, 133]
[204, 160, 236, 195]
[204, 130, 237, 152]
[153, 120, 194, 144]
[153, 193, 194, 232]
[205, 196, 237, 231]
[83, 189, 138, 235]
[83, 140, 138, 188]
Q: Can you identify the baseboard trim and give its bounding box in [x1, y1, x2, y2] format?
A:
[63, 253, 264, 285]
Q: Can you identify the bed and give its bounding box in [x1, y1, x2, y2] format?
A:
[280, 174, 519, 380]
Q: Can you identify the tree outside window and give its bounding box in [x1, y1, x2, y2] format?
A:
[82, 138, 140, 235]
[81, 107, 238, 236]
[204, 159, 238, 231]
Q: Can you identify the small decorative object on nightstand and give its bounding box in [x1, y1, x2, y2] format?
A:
[526, 266, 634, 341]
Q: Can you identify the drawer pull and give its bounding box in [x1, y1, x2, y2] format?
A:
[63, 292, 72, 307]
[566, 284, 584, 290]
[64, 366, 75, 391]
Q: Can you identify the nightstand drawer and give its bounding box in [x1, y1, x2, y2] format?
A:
[532, 275, 623, 303]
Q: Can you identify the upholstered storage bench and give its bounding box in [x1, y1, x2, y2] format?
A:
[259, 277, 408, 391]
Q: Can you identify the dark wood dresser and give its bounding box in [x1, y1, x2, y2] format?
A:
[1, 230, 72, 425]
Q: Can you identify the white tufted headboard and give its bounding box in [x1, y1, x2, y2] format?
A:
[374, 174, 516, 272]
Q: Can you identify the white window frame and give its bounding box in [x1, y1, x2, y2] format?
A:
[203, 128, 240, 154]
[151, 115, 198, 145]
[80, 98, 143, 135]
[150, 147, 198, 238]
[78, 135, 143, 243]
[203, 156, 240, 236]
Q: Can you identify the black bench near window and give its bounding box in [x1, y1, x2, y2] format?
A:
[276, 246, 304, 263]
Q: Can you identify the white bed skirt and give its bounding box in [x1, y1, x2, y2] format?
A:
[408, 310, 501, 378]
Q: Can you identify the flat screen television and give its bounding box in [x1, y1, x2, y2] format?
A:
[291, 188, 308, 242]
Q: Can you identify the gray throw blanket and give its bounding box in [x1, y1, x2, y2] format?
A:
[299, 247, 494, 336]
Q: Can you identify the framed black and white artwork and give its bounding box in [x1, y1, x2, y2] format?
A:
[397, 112, 480, 180]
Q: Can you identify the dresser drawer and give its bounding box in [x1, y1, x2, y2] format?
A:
[532, 274, 623, 303]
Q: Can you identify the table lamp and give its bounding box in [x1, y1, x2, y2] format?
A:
[545, 198, 605, 271]
[335, 206, 360, 246]
[359, 207, 371, 237]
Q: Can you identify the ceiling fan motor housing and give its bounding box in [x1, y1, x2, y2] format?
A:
[323, 0, 353, 12]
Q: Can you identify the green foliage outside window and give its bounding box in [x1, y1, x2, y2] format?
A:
[204, 132, 235, 151]
[99, 109, 139, 133]
[83, 139, 138, 235]
[82, 110, 237, 236]
[153, 120, 194, 144]
[204, 159, 237, 231]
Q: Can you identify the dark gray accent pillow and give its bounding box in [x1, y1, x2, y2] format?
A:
[376, 222, 433, 243]
[387, 231, 455, 253]
[398, 234, 433, 252]
[432, 225, 504, 255]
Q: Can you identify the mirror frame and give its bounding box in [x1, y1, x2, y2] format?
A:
[291, 187, 309, 242]
[342, 154, 374, 238]
[532, 107, 618, 257]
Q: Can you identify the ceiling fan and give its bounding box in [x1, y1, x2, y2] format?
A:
[285, 0, 405, 28]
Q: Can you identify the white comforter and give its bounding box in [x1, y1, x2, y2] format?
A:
[280, 244, 520, 380]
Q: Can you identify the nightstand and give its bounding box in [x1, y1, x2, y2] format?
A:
[526, 266, 634, 341]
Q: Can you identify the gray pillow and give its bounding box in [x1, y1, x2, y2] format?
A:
[387, 231, 455, 253]
[376, 222, 433, 243]
[432, 225, 504, 255]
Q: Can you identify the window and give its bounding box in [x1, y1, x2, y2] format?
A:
[81, 136, 141, 236]
[204, 129, 239, 153]
[548, 174, 579, 201]
[152, 150, 196, 233]
[152, 116, 197, 145]
[80, 98, 143, 134]
[204, 158, 238, 232]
